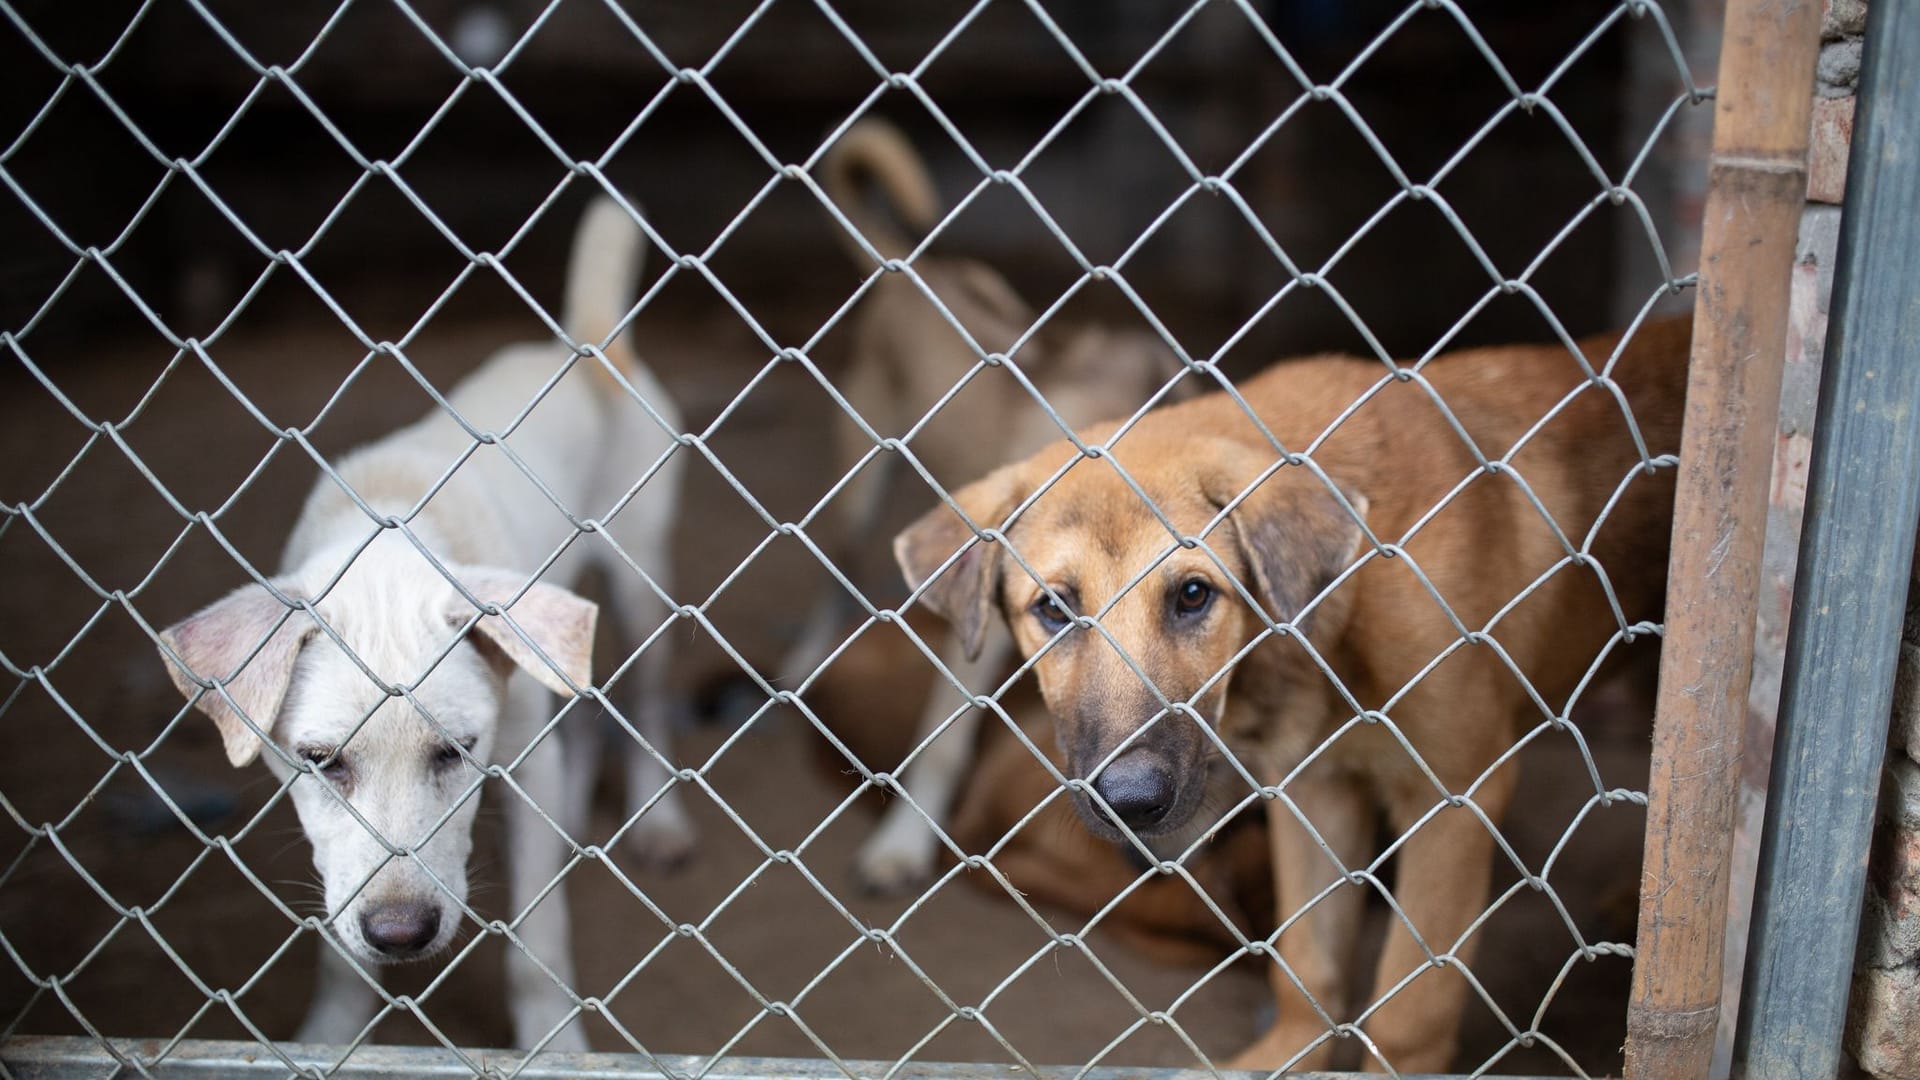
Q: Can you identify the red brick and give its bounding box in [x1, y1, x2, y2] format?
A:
[1824, 0, 1869, 39]
[1808, 95, 1856, 204]
[1851, 963, 1920, 1079]
[1850, 763, 1920, 1077]
[1896, 641, 1920, 758]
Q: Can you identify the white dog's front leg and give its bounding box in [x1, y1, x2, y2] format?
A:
[295, 937, 380, 1045]
[597, 545, 697, 869]
[558, 704, 602, 847]
[504, 686, 588, 1053]
[854, 624, 1011, 893]
[620, 634, 696, 867]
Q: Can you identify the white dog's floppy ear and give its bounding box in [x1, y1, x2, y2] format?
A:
[158, 583, 315, 768]
[446, 568, 598, 699]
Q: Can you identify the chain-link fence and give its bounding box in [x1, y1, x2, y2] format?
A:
[1, 1, 1715, 1076]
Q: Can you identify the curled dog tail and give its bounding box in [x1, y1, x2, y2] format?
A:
[822, 118, 941, 264]
[563, 194, 648, 391]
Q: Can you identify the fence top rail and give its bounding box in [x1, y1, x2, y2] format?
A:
[0, 1036, 1565, 1080]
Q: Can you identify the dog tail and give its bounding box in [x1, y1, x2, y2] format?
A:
[563, 194, 648, 391]
[822, 118, 941, 264]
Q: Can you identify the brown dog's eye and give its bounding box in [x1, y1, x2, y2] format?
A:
[1173, 579, 1215, 618]
[1031, 594, 1073, 631]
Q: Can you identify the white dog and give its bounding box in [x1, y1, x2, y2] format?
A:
[155, 195, 690, 1050]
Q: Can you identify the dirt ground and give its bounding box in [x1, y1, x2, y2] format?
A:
[0, 289, 1654, 1075]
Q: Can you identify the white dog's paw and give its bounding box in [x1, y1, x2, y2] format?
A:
[536, 1017, 591, 1055]
[293, 951, 380, 1047]
[294, 1006, 369, 1048]
[854, 807, 939, 894]
[624, 794, 697, 869]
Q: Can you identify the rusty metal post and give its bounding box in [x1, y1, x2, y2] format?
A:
[1624, 0, 1822, 1075]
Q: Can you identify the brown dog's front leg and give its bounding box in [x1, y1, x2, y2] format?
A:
[1226, 773, 1374, 1073]
[1354, 770, 1515, 1074]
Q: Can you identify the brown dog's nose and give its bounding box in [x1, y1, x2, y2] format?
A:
[360, 901, 441, 957]
[1092, 754, 1174, 832]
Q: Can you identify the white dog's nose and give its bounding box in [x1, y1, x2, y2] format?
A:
[360, 901, 441, 957]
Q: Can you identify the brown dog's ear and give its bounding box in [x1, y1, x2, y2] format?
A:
[1203, 448, 1370, 627]
[447, 568, 599, 699]
[159, 583, 315, 768]
[893, 464, 1029, 660]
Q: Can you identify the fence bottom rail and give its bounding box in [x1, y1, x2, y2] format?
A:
[0, 1035, 1573, 1080]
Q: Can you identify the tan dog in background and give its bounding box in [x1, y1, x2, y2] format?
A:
[894, 317, 1687, 1071]
[790, 118, 1184, 891]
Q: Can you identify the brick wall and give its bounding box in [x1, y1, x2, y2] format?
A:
[1852, 726, 1920, 1076]
[1850, 565, 1920, 1074]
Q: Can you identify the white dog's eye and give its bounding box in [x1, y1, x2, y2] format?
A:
[298, 745, 347, 779]
[431, 737, 476, 771]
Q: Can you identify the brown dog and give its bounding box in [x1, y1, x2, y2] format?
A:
[791, 118, 1184, 892]
[950, 705, 1277, 968]
[893, 316, 1687, 1071]
[802, 609, 1275, 965]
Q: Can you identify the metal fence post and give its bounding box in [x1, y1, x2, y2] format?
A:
[1732, 1, 1920, 1074]
[1623, 0, 1821, 1074]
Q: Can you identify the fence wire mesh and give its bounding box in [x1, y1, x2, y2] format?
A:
[0, 1, 1709, 1077]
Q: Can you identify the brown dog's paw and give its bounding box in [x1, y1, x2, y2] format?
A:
[1222, 1025, 1339, 1075]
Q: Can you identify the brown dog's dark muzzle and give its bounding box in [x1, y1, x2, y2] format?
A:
[1066, 709, 1207, 841]
[1090, 750, 1175, 830]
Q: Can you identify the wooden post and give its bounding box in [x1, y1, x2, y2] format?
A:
[1623, 0, 1821, 1076]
